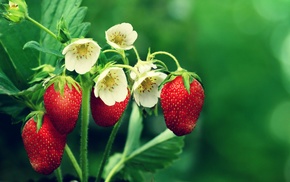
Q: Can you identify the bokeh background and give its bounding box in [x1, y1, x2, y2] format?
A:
[1, 0, 290, 181]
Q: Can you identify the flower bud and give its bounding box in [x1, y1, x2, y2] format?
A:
[2, 0, 28, 23]
[57, 16, 71, 43]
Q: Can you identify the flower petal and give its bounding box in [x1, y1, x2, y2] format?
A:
[138, 91, 158, 108]
[133, 91, 141, 106]
[73, 38, 92, 45]
[65, 53, 76, 71]
[99, 89, 116, 106]
[126, 31, 138, 45]
[115, 68, 128, 85]
[119, 23, 133, 32]
[94, 84, 100, 98]
[112, 83, 128, 102]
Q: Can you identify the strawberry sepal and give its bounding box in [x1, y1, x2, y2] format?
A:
[159, 69, 203, 94]
[24, 111, 44, 132]
[44, 75, 81, 97]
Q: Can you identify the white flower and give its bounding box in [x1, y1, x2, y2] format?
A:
[130, 60, 157, 80]
[94, 67, 128, 106]
[133, 71, 167, 108]
[105, 23, 138, 50]
[62, 38, 101, 74]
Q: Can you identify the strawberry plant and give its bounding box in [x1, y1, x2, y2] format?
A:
[0, 0, 205, 181]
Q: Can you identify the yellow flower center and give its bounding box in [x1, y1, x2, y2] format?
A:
[138, 77, 157, 93]
[111, 32, 126, 45]
[74, 43, 94, 60]
[101, 72, 119, 91]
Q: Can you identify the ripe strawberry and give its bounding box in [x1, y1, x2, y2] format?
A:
[160, 75, 204, 136]
[22, 115, 66, 175]
[44, 80, 82, 134]
[90, 89, 130, 127]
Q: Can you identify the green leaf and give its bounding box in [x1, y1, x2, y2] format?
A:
[103, 153, 123, 178]
[23, 41, 64, 58]
[0, 71, 20, 95]
[0, 0, 41, 88]
[0, 20, 40, 89]
[125, 129, 184, 172]
[119, 166, 145, 182]
[0, 94, 28, 123]
[40, 0, 91, 65]
[17, 83, 45, 107]
[105, 129, 184, 181]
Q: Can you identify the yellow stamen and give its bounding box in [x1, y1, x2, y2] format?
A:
[75, 43, 92, 59]
[111, 32, 126, 45]
[102, 72, 119, 91]
[139, 77, 156, 93]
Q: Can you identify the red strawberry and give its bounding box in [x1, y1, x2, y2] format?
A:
[160, 75, 204, 136]
[21, 115, 66, 175]
[90, 89, 130, 127]
[44, 81, 82, 134]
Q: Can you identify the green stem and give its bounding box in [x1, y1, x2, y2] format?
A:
[65, 144, 82, 181]
[96, 119, 122, 182]
[25, 15, 58, 40]
[103, 49, 120, 55]
[150, 51, 182, 71]
[114, 64, 140, 77]
[55, 167, 63, 182]
[105, 158, 125, 182]
[103, 49, 127, 64]
[153, 60, 169, 72]
[132, 46, 141, 61]
[22, 95, 41, 111]
[80, 73, 92, 182]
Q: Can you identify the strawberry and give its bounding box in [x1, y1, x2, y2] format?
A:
[44, 77, 82, 134]
[160, 75, 204, 136]
[90, 89, 130, 127]
[21, 115, 66, 175]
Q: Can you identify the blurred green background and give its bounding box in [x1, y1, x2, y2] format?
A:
[1, 0, 290, 181]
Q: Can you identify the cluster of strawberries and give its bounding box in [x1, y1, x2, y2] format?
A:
[21, 81, 82, 175]
[21, 73, 204, 175]
[20, 76, 132, 175]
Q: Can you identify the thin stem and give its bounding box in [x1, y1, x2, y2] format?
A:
[96, 119, 122, 182]
[55, 167, 63, 182]
[23, 96, 41, 111]
[80, 73, 92, 182]
[114, 64, 140, 77]
[153, 60, 169, 72]
[65, 144, 82, 181]
[132, 46, 141, 61]
[25, 15, 58, 40]
[103, 49, 127, 64]
[150, 51, 182, 71]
